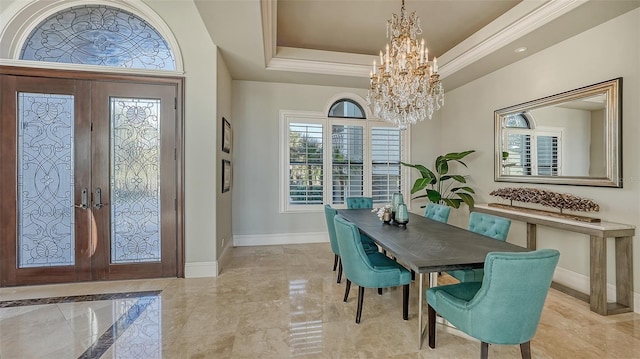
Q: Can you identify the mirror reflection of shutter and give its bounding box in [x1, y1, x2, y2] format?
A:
[289, 123, 323, 205]
[371, 127, 401, 204]
[331, 125, 364, 204]
[536, 135, 559, 176]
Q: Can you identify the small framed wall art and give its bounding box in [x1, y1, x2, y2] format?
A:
[222, 117, 231, 153]
[222, 159, 231, 193]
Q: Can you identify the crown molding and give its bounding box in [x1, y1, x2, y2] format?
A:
[260, 0, 588, 81]
[438, 0, 587, 78]
[267, 56, 370, 77]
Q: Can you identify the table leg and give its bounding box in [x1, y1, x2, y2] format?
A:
[527, 223, 537, 250]
[418, 272, 423, 349]
[615, 236, 634, 310]
[590, 235, 607, 315]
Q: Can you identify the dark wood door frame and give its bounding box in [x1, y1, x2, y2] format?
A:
[0, 65, 185, 285]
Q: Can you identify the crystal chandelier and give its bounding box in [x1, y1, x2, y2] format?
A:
[366, 0, 444, 130]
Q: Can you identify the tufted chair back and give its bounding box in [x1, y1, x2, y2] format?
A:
[346, 197, 373, 209]
[427, 249, 560, 357]
[424, 203, 451, 223]
[468, 212, 511, 241]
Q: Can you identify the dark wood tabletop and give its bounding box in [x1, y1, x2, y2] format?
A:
[337, 208, 528, 273]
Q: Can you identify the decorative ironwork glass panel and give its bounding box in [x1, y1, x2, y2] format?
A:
[111, 98, 161, 263]
[17, 93, 75, 268]
[331, 125, 364, 204]
[20, 5, 175, 70]
[371, 127, 401, 204]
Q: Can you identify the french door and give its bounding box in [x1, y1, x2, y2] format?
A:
[0, 69, 183, 286]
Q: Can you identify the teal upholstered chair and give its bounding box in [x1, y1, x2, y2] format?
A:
[427, 249, 559, 359]
[344, 197, 380, 253]
[334, 215, 412, 323]
[324, 205, 378, 284]
[448, 212, 512, 283]
[424, 203, 451, 223]
[346, 197, 373, 209]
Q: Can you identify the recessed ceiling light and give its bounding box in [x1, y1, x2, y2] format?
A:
[514, 47, 528, 53]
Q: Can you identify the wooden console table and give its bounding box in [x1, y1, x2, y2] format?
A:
[474, 204, 635, 316]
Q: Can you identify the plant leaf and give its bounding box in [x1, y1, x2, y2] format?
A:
[451, 186, 475, 194]
[448, 175, 467, 183]
[411, 178, 431, 194]
[457, 193, 475, 209]
[442, 198, 462, 208]
[426, 189, 441, 203]
[435, 157, 448, 175]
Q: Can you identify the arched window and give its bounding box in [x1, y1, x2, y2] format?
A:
[280, 96, 407, 211]
[328, 99, 365, 119]
[20, 5, 176, 70]
[504, 113, 531, 128]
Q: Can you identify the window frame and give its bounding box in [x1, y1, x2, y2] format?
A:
[503, 127, 563, 176]
[279, 107, 410, 213]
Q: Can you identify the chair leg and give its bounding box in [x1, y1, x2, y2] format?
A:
[333, 254, 339, 271]
[343, 280, 351, 302]
[378, 288, 382, 295]
[337, 258, 342, 284]
[520, 341, 531, 359]
[355, 286, 365, 323]
[428, 304, 436, 349]
[402, 284, 409, 320]
[481, 342, 489, 359]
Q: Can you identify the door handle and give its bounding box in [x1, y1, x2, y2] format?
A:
[74, 188, 89, 209]
[94, 187, 108, 209]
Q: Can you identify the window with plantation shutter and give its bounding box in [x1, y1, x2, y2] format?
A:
[371, 127, 402, 204]
[289, 122, 324, 206]
[504, 120, 561, 176]
[536, 134, 560, 176]
[280, 97, 409, 212]
[331, 124, 364, 204]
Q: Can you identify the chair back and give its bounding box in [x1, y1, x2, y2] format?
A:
[346, 197, 373, 209]
[324, 205, 340, 255]
[333, 215, 377, 286]
[466, 249, 560, 344]
[468, 212, 511, 241]
[424, 203, 451, 223]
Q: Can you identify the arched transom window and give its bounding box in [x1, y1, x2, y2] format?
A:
[20, 5, 176, 70]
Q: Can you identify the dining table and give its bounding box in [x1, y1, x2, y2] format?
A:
[337, 208, 528, 349]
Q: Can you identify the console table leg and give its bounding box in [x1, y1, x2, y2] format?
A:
[615, 236, 634, 310]
[590, 235, 607, 315]
[526, 223, 537, 250]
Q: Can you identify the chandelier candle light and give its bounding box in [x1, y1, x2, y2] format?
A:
[367, 0, 444, 130]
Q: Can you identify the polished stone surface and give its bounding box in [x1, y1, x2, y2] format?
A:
[1, 243, 639, 358]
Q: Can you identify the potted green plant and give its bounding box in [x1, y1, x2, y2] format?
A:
[401, 150, 476, 209]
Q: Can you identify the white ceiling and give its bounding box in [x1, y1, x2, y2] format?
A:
[193, 0, 639, 91]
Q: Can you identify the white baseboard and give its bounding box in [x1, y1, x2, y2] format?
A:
[553, 266, 640, 314]
[233, 231, 329, 246]
[184, 261, 218, 278]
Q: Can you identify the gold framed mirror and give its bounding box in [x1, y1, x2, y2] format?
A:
[495, 78, 622, 187]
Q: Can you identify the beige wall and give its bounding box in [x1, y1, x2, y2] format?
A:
[439, 8, 639, 292]
[216, 49, 232, 261]
[231, 80, 443, 240]
[142, 0, 219, 270]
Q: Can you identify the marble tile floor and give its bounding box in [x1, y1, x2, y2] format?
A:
[1, 243, 640, 358]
